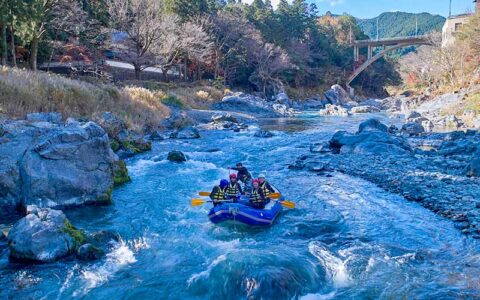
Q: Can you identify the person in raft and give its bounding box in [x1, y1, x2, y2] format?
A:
[210, 179, 228, 206]
[257, 174, 275, 197]
[225, 173, 243, 200]
[228, 163, 252, 193]
[249, 179, 268, 209]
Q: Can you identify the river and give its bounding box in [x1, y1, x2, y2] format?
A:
[1, 112, 480, 299]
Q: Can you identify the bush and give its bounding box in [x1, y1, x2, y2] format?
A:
[0, 67, 170, 131]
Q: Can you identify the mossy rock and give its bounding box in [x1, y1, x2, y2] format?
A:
[114, 160, 131, 187]
[63, 220, 86, 250]
[110, 139, 120, 152]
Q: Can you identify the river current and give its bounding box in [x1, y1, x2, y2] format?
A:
[1, 113, 480, 299]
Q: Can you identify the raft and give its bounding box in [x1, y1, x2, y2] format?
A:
[208, 196, 283, 227]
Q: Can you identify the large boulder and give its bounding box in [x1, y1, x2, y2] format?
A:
[161, 110, 195, 130]
[8, 206, 85, 263]
[358, 118, 388, 133]
[319, 104, 350, 117]
[168, 151, 187, 163]
[272, 104, 295, 116]
[213, 93, 280, 117]
[330, 120, 412, 155]
[324, 85, 351, 105]
[0, 120, 116, 211]
[26, 112, 63, 124]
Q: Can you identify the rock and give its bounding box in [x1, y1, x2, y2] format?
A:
[213, 93, 280, 117]
[26, 112, 62, 124]
[167, 151, 187, 162]
[402, 122, 425, 136]
[406, 111, 422, 121]
[170, 127, 200, 139]
[324, 84, 351, 105]
[212, 113, 238, 124]
[0, 120, 115, 210]
[254, 130, 274, 138]
[272, 104, 295, 116]
[310, 142, 331, 153]
[149, 130, 165, 141]
[8, 207, 85, 263]
[161, 111, 195, 130]
[466, 152, 480, 177]
[358, 118, 388, 133]
[274, 92, 290, 105]
[319, 104, 350, 117]
[97, 112, 127, 138]
[87, 230, 121, 245]
[351, 106, 380, 114]
[76, 243, 104, 261]
[422, 120, 435, 132]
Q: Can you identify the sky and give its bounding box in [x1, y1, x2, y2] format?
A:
[243, 0, 476, 18]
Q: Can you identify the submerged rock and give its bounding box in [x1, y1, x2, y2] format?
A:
[8, 207, 85, 263]
[76, 243, 104, 261]
[254, 130, 274, 138]
[168, 151, 187, 162]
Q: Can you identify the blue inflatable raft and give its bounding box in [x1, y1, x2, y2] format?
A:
[208, 196, 283, 227]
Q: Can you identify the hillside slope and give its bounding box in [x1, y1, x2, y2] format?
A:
[358, 12, 445, 39]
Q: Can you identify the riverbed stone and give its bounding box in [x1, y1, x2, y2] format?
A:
[319, 104, 350, 117]
[168, 151, 187, 163]
[351, 106, 380, 114]
[170, 127, 200, 139]
[324, 84, 351, 105]
[402, 122, 425, 136]
[76, 243, 104, 261]
[358, 118, 388, 133]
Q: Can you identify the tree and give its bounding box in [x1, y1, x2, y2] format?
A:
[107, 0, 165, 79]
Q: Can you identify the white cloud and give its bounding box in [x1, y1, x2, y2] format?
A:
[317, 0, 345, 7]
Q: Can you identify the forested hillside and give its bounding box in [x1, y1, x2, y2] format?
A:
[358, 12, 445, 39]
[0, 0, 398, 98]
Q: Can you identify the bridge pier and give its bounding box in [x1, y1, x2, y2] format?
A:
[367, 45, 373, 60]
[353, 46, 360, 62]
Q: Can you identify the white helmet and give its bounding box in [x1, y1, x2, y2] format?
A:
[258, 174, 266, 179]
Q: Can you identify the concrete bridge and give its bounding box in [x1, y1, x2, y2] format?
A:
[347, 35, 432, 96]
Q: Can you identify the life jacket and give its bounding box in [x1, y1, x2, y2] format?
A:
[260, 181, 273, 197]
[226, 181, 240, 195]
[251, 189, 264, 204]
[212, 186, 226, 202]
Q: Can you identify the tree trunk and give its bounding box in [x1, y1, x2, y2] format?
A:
[1, 24, 6, 65]
[9, 25, 16, 67]
[134, 65, 141, 80]
[30, 35, 40, 71]
[162, 69, 168, 82]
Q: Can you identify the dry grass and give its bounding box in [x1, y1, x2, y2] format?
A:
[120, 80, 226, 109]
[0, 67, 170, 131]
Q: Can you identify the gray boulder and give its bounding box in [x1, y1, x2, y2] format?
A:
[351, 106, 380, 114]
[254, 130, 274, 138]
[21, 122, 115, 208]
[26, 112, 62, 124]
[168, 151, 187, 163]
[273, 104, 295, 116]
[170, 127, 200, 139]
[1, 120, 115, 210]
[402, 122, 425, 136]
[319, 104, 350, 117]
[8, 206, 84, 263]
[358, 118, 388, 133]
[76, 243, 104, 261]
[161, 110, 195, 130]
[324, 85, 351, 105]
[213, 93, 279, 117]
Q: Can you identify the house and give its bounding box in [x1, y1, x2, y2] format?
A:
[442, 0, 478, 47]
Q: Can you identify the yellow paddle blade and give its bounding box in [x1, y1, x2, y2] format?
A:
[268, 193, 281, 199]
[191, 199, 206, 207]
[198, 191, 210, 196]
[280, 200, 295, 209]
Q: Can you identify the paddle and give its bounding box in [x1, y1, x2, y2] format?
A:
[191, 199, 234, 207]
[198, 191, 282, 199]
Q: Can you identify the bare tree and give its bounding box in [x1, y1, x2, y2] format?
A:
[107, 0, 165, 79]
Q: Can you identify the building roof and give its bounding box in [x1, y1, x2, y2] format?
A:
[448, 12, 474, 19]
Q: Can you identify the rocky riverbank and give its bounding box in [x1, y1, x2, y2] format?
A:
[292, 118, 480, 237]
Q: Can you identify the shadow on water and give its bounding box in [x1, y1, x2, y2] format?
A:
[1, 112, 480, 299]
